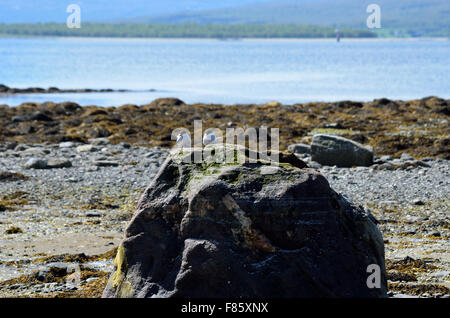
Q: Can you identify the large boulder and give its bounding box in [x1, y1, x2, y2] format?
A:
[311, 134, 374, 167]
[103, 144, 386, 298]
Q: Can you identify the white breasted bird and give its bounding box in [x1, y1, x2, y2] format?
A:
[176, 132, 191, 148]
[203, 132, 217, 146]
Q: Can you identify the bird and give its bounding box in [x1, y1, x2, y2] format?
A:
[176, 132, 191, 148]
[203, 131, 217, 146]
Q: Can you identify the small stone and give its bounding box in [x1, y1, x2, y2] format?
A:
[86, 166, 99, 172]
[9, 284, 21, 290]
[416, 160, 431, 168]
[22, 148, 50, 156]
[31, 111, 53, 122]
[76, 145, 97, 153]
[323, 122, 345, 129]
[430, 232, 441, 237]
[88, 137, 111, 146]
[46, 159, 72, 169]
[400, 153, 414, 161]
[120, 142, 131, 149]
[59, 142, 76, 148]
[15, 144, 29, 151]
[93, 160, 119, 167]
[86, 213, 102, 217]
[144, 152, 156, 158]
[413, 199, 425, 206]
[5, 142, 18, 150]
[307, 161, 322, 169]
[24, 158, 48, 169]
[380, 155, 392, 162]
[393, 294, 420, 298]
[378, 162, 394, 170]
[12, 116, 26, 123]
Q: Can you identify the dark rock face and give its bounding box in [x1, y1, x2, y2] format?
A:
[103, 145, 386, 298]
[149, 98, 185, 107]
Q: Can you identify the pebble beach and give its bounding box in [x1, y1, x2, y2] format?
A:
[0, 98, 448, 298]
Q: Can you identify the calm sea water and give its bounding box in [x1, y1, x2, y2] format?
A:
[0, 37, 449, 106]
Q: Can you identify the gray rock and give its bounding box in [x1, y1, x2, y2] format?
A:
[46, 159, 72, 169]
[24, 158, 48, 169]
[311, 134, 373, 167]
[288, 143, 311, 154]
[103, 144, 386, 298]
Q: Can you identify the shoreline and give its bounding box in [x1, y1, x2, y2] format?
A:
[0, 139, 448, 298]
[0, 35, 448, 41]
[0, 84, 156, 95]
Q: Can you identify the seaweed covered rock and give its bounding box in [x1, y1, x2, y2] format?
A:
[103, 144, 386, 298]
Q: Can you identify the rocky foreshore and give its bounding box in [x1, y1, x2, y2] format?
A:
[0, 97, 448, 159]
[0, 97, 448, 298]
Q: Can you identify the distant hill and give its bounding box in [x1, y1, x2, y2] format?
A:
[135, 0, 450, 37]
[0, 0, 270, 23]
[1, 0, 448, 37]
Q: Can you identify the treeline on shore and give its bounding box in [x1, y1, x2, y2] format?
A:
[0, 23, 377, 38]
